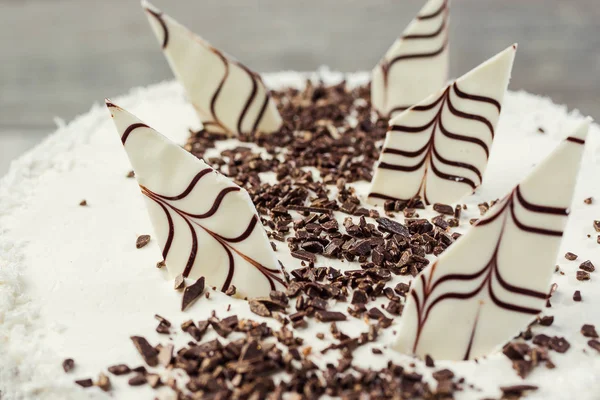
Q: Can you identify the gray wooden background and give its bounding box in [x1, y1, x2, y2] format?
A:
[1, 0, 598, 174]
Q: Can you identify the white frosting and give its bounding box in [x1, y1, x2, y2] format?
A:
[395, 119, 589, 360]
[143, 0, 282, 136]
[371, 0, 449, 117]
[369, 45, 516, 205]
[106, 102, 285, 298]
[1, 70, 600, 400]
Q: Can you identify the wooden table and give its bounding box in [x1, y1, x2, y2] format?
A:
[1, 0, 598, 174]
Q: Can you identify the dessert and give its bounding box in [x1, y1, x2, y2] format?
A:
[1, 2, 599, 400]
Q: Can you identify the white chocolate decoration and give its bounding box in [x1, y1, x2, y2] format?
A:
[141, 0, 282, 137]
[368, 45, 517, 206]
[371, 0, 449, 118]
[106, 100, 286, 299]
[395, 118, 590, 361]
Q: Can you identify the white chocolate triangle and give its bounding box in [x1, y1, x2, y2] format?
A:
[106, 100, 286, 299]
[394, 118, 590, 361]
[368, 45, 516, 206]
[141, 1, 282, 137]
[371, 0, 449, 118]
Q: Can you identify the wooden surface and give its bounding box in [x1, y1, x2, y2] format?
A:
[1, 0, 598, 174]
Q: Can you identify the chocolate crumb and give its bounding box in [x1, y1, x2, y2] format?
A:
[577, 270, 591, 281]
[75, 378, 93, 388]
[156, 260, 166, 269]
[432, 369, 454, 381]
[315, 310, 347, 322]
[62, 358, 75, 373]
[128, 374, 147, 386]
[249, 299, 271, 317]
[588, 339, 600, 352]
[565, 252, 578, 260]
[107, 364, 130, 376]
[573, 290, 582, 301]
[584, 197, 593, 204]
[579, 260, 595, 272]
[136, 234, 151, 249]
[548, 336, 570, 353]
[581, 324, 599, 338]
[539, 316, 554, 326]
[79, 200, 87, 206]
[432, 203, 454, 216]
[96, 372, 111, 392]
[425, 354, 435, 367]
[130, 336, 158, 367]
[174, 274, 185, 290]
[126, 170, 135, 178]
[225, 285, 237, 296]
[181, 277, 205, 311]
[500, 384, 538, 395]
[157, 343, 173, 367]
[537, 127, 545, 133]
[594, 220, 600, 232]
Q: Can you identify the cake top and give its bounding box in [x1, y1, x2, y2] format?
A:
[1, 0, 599, 399]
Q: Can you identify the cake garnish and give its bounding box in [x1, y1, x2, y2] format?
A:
[371, 0, 449, 118]
[394, 118, 590, 361]
[106, 101, 286, 299]
[62, 358, 75, 373]
[368, 45, 517, 206]
[130, 336, 159, 367]
[181, 276, 205, 311]
[135, 234, 151, 249]
[141, 1, 282, 137]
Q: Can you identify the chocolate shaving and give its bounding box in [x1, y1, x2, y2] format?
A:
[136, 234, 151, 249]
[564, 252, 578, 260]
[181, 277, 205, 311]
[579, 260, 595, 272]
[573, 290, 582, 301]
[75, 378, 93, 388]
[130, 336, 158, 366]
[62, 358, 75, 373]
[581, 324, 599, 338]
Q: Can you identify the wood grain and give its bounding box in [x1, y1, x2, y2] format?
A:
[0, 0, 598, 173]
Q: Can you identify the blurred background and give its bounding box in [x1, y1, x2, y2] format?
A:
[1, 0, 598, 175]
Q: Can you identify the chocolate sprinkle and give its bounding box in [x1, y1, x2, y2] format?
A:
[564, 252, 578, 260]
[130, 336, 158, 367]
[579, 260, 595, 272]
[75, 378, 93, 388]
[62, 358, 75, 373]
[181, 277, 205, 311]
[136, 234, 151, 249]
[581, 324, 599, 338]
[107, 364, 131, 376]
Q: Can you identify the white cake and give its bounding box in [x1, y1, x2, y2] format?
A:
[1, 71, 600, 400]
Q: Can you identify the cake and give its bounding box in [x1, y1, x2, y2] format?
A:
[1, 1, 599, 400]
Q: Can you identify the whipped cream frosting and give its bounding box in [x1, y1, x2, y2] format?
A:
[1, 70, 599, 400]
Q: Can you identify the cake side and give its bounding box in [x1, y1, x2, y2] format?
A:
[1, 71, 599, 400]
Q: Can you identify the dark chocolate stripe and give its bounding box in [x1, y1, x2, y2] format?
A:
[390, 114, 437, 133]
[217, 215, 258, 243]
[404, 18, 446, 40]
[155, 200, 174, 260]
[417, 0, 447, 20]
[432, 145, 482, 183]
[155, 169, 213, 201]
[453, 82, 501, 113]
[378, 155, 428, 172]
[446, 86, 495, 139]
[181, 210, 198, 278]
[388, 36, 448, 64]
[509, 201, 563, 237]
[182, 187, 240, 219]
[145, 8, 169, 49]
[515, 186, 568, 216]
[220, 245, 235, 292]
[389, 106, 410, 114]
[429, 156, 477, 189]
[237, 63, 258, 135]
[251, 91, 271, 136]
[209, 48, 230, 133]
[566, 136, 585, 145]
[493, 257, 547, 299]
[463, 306, 481, 360]
[438, 117, 490, 158]
[121, 123, 149, 144]
[487, 276, 541, 315]
[383, 141, 429, 157]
